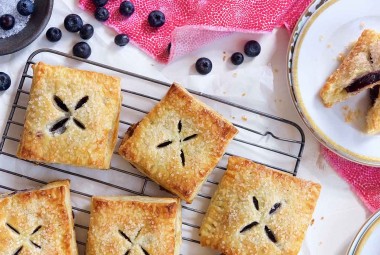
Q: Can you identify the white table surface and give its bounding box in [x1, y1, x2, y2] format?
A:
[0, 1, 370, 254]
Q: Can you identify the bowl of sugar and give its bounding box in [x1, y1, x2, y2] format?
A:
[0, 0, 53, 55]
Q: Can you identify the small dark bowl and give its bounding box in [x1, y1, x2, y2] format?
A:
[0, 0, 54, 56]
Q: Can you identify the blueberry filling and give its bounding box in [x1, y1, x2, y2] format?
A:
[370, 85, 379, 106]
[269, 202, 281, 214]
[345, 71, 380, 93]
[240, 221, 259, 233]
[265, 225, 277, 243]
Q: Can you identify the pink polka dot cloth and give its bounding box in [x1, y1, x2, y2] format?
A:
[79, 0, 312, 63]
[322, 146, 380, 212]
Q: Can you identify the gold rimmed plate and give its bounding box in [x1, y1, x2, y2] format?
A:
[287, 0, 380, 166]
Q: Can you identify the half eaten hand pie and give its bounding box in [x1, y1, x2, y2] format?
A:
[199, 156, 321, 255]
[320, 29, 380, 107]
[86, 196, 181, 255]
[17, 62, 121, 169]
[0, 180, 77, 254]
[118, 83, 238, 203]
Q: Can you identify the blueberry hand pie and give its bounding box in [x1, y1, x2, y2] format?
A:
[17, 62, 121, 169]
[86, 196, 182, 255]
[199, 156, 321, 255]
[0, 180, 77, 254]
[118, 83, 238, 203]
[320, 29, 380, 107]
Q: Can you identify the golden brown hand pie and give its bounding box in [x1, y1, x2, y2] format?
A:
[118, 83, 238, 203]
[0, 180, 77, 254]
[320, 29, 380, 107]
[17, 62, 121, 169]
[86, 196, 181, 255]
[199, 156, 321, 255]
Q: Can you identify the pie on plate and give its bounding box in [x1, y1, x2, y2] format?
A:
[199, 156, 321, 255]
[17, 62, 121, 169]
[86, 196, 182, 255]
[0, 180, 77, 254]
[118, 83, 238, 203]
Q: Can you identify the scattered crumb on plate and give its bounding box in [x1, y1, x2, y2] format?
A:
[337, 53, 345, 62]
[319, 35, 324, 42]
[242, 92, 246, 97]
[327, 43, 332, 48]
[360, 22, 366, 29]
[223, 55, 227, 61]
[232, 72, 237, 78]
[241, 116, 248, 121]
[310, 218, 315, 226]
[342, 106, 361, 123]
[273, 68, 279, 73]
[320, 216, 324, 220]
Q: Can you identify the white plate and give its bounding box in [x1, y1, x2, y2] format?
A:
[347, 209, 380, 254]
[287, 0, 380, 166]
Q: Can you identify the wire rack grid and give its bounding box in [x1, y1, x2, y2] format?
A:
[0, 49, 305, 254]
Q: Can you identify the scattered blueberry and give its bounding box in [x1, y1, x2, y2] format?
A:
[46, 27, 62, 42]
[92, 0, 108, 7]
[231, 52, 244, 65]
[94, 7, 109, 22]
[167, 43, 171, 53]
[244, 40, 261, 57]
[114, 34, 129, 46]
[148, 10, 165, 28]
[17, 0, 35, 16]
[73, 42, 92, 59]
[119, 1, 134, 17]
[0, 72, 11, 91]
[195, 57, 212, 75]
[0, 14, 15, 30]
[64, 14, 83, 33]
[80, 24, 94, 40]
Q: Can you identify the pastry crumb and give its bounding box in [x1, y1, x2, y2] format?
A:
[320, 216, 324, 220]
[342, 106, 361, 123]
[319, 241, 323, 246]
[273, 68, 279, 73]
[230, 115, 236, 120]
[310, 218, 315, 226]
[327, 43, 332, 48]
[223, 55, 227, 61]
[241, 116, 248, 121]
[242, 93, 246, 97]
[360, 22, 366, 29]
[337, 53, 345, 62]
[319, 35, 324, 42]
[232, 73, 238, 78]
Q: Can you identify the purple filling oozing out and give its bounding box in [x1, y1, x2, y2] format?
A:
[370, 85, 380, 106]
[345, 71, 380, 93]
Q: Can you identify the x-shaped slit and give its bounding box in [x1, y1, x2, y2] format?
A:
[49, 95, 88, 134]
[6, 223, 42, 254]
[156, 120, 198, 167]
[119, 229, 150, 255]
[239, 197, 282, 244]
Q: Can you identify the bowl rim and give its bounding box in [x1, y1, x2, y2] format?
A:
[0, 0, 54, 56]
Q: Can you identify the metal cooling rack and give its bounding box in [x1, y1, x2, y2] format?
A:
[0, 48, 305, 254]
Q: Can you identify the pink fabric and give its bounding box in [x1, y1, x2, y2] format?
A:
[79, 0, 312, 63]
[322, 146, 380, 212]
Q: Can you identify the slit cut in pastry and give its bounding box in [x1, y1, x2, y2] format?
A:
[17, 62, 121, 169]
[0, 180, 77, 254]
[86, 196, 182, 255]
[199, 156, 321, 255]
[320, 29, 380, 107]
[118, 83, 238, 203]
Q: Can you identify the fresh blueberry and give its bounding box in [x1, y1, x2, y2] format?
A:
[73, 42, 92, 59]
[80, 24, 94, 40]
[148, 10, 165, 28]
[46, 27, 62, 42]
[195, 57, 212, 75]
[64, 14, 83, 33]
[0, 14, 15, 30]
[231, 52, 244, 65]
[17, 0, 35, 16]
[244, 40, 261, 57]
[114, 34, 129, 46]
[0, 72, 11, 91]
[119, 1, 134, 17]
[94, 7, 109, 22]
[92, 0, 108, 7]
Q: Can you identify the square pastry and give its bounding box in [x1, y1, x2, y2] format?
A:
[0, 180, 77, 254]
[200, 156, 321, 255]
[118, 83, 238, 203]
[17, 62, 121, 169]
[86, 196, 181, 255]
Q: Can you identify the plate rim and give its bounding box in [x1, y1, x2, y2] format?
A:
[347, 209, 380, 254]
[286, 0, 380, 166]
